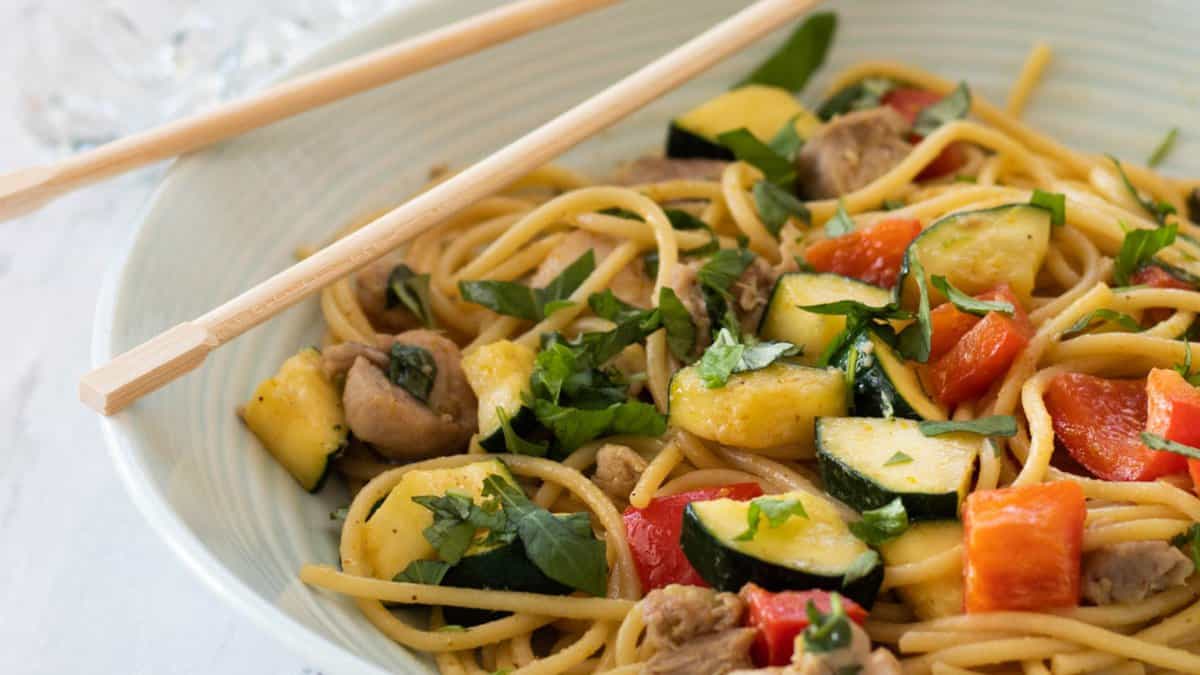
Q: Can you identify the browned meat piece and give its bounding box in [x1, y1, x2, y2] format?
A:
[733, 257, 778, 334]
[795, 107, 912, 199]
[531, 230, 652, 308]
[338, 330, 477, 460]
[355, 253, 423, 334]
[321, 338, 390, 379]
[591, 444, 648, 502]
[729, 612, 900, 675]
[1082, 540, 1194, 605]
[613, 157, 729, 185]
[644, 627, 757, 675]
[642, 584, 745, 651]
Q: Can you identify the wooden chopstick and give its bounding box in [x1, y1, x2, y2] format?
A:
[0, 0, 619, 222]
[81, 0, 824, 415]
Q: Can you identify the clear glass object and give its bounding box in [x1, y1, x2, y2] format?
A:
[16, 0, 397, 152]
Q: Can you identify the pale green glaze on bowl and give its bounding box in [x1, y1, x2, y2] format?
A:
[94, 1, 1199, 673]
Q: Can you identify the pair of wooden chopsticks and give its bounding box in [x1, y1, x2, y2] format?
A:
[80, 0, 823, 415]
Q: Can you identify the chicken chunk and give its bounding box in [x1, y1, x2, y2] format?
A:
[530, 230, 651, 308]
[1082, 540, 1194, 605]
[795, 107, 913, 199]
[333, 330, 476, 460]
[644, 627, 757, 675]
[354, 252, 424, 334]
[591, 444, 648, 502]
[642, 584, 745, 650]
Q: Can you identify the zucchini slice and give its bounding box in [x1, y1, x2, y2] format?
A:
[898, 204, 1051, 308]
[461, 340, 538, 452]
[816, 417, 977, 520]
[442, 534, 572, 625]
[667, 85, 821, 160]
[241, 348, 347, 492]
[835, 331, 947, 421]
[879, 521, 965, 619]
[681, 490, 883, 608]
[668, 362, 847, 454]
[363, 459, 516, 580]
[758, 272, 893, 366]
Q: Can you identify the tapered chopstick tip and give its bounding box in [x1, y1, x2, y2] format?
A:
[81, 322, 216, 415]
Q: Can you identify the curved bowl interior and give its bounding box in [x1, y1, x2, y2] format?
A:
[96, 1, 1200, 673]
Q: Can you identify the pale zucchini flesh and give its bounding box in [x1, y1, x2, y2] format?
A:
[758, 272, 893, 366]
[241, 348, 347, 492]
[879, 521, 965, 619]
[816, 417, 978, 520]
[668, 362, 847, 454]
[674, 84, 820, 145]
[900, 204, 1051, 307]
[363, 459, 515, 580]
[461, 340, 537, 452]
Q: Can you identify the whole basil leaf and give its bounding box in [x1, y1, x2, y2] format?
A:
[389, 344, 437, 404]
[737, 12, 836, 92]
[386, 264, 436, 327]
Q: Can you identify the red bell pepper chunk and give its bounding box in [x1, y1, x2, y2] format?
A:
[963, 481, 1086, 613]
[1131, 267, 1194, 325]
[1146, 367, 1200, 491]
[804, 217, 922, 288]
[881, 88, 968, 180]
[926, 285, 1032, 406]
[622, 483, 763, 591]
[1044, 372, 1187, 481]
[740, 583, 868, 666]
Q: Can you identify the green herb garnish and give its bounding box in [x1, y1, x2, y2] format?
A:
[1060, 309, 1142, 339]
[1148, 127, 1180, 168]
[802, 594, 854, 653]
[897, 255, 932, 363]
[697, 328, 799, 388]
[884, 451, 913, 466]
[754, 181, 811, 236]
[717, 128, 796, 186]
[386, 264, 436, 327]
[1140, 432, 1200, 460]
[1029, 189, 1066, 226]
[497, 406, 549, 457]
[848, 498, 909, 545]
[824, 199, 855, 237]
[931, 275, 1014, 317]
[1108, 155, 1177, 225]
[388, 344, 437, 404]
[1112, 222, 1177, 286]
[918, 416, 1018, 438]
[393, 559, 451, 585]
[459, 250, 594, 320]
[912, 82, 971, 137]
[738, 12, 837, 93]
[734, 496, 809, 541]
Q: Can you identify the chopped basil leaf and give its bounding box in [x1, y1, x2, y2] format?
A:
[659, 287, 698, 360]
[541, 299, 575, 316]
[1029, 189, 1066, 226]
[844, 345, 860, 411]
[753, 180, 811, 236]
[797, 299, 911, 367]
[954, 175, 977, 184]
[918, 416, 1018, 438]
[768, 115, 806, 161]
[1112, 222, 1177, 286]
[597, 207, 641, 220]
[803, 594, 854, 653]
[843, 550, 881, 587]
[389, 344, 437, 404]
[698, 248, 756, 295]
[1171, 523, 1200, 569]
[882, 198, 906, 211]
[459, 250, 594, 320]
[482, 475, 608, 596]
[532, 397, 666, 451]
[665, 208, 711, 232]
[848, 498, 909, 545]
[734, 496, 809, 541]
[1148, 127, 1180, 169]
[497, 406, 549, 457]
[393, 559, 451, 585]
[1140, 432, 1200, 460]
[817, 77, 896, 121]
[716, 128, 796, 186]
[412, 491, 512, 564]
[912, 82, 971, 138]
[697, 328, 799, 388]
[1108, 155, 1177, 225]
[386, 264, 436, 327]
[884, 451, 913, 466]
[897, 256, 932, 363]
[824, 199, 855, 237]
[1060, 309, 1143, 339]
[737, 12, 836, 93]
[931, 275, 1015, 317]
[1174, 340, 1200, 386]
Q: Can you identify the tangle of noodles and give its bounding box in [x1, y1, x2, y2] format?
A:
[247, 39, 1200, 675]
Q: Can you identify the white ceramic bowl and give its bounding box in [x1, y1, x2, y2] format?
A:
[95, 1, 1199, 673]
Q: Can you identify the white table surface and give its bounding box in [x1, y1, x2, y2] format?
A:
[0, 6, 336, 675]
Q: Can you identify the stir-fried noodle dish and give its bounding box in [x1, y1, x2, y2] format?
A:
[239, 13, 1200, 675]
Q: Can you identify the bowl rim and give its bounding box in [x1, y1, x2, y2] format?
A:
[91, 1, 451, 673]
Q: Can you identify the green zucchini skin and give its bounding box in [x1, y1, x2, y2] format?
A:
[817, 450, 958, 522]
[666, 122, 736, 161]
[441, 538, 571, 625]
[835, 331, 922, 420]
[477, 405, 539, 453]
[679, 504, 883, 608]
